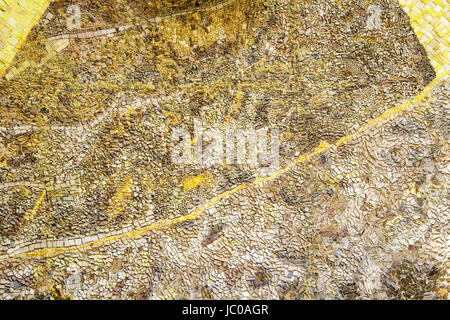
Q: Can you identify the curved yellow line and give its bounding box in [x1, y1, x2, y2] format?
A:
[10, 75, 444, 260]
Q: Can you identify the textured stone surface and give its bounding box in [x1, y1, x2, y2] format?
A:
[0, 0, 447, 300]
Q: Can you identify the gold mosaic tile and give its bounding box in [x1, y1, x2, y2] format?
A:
[398, 0, 448, 79]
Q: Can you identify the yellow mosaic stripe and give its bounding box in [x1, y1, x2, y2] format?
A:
[398, 0, 449, 79]
[0, 0, 51, 76]
[13, 76, 444, 259]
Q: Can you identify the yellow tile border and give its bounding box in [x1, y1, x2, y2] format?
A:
[398, 0, 449, 78]
[0, 0, 51, 76]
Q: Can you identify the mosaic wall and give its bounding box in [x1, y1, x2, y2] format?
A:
[0, 0, 448, 299]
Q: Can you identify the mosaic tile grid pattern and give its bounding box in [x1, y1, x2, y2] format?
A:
[398, 0, 448, 79]
[0, 0, 448, 300]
